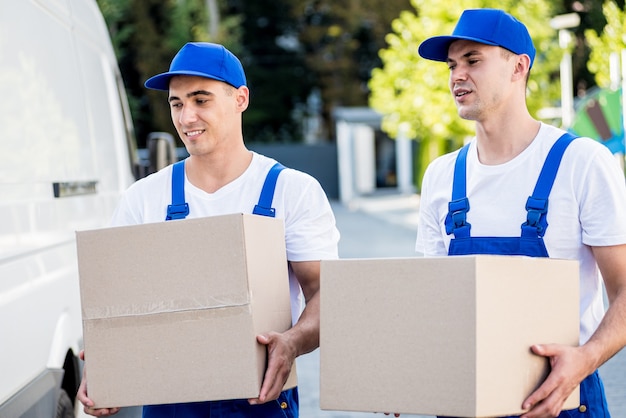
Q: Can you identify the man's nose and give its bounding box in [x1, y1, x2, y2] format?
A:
[450, 66, 467, 82]
[178, 105, 197, 124]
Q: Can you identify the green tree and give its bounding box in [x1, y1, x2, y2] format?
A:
[98, 0, 412, 145]
[369, 0, 564, 187]
[230, 0, 413, 143]
[294, 0, 413, 139]
[224, 0, 313, 143]
[585, 1, 626, 88]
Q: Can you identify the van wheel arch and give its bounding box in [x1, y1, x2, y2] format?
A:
[61, 350, 80, 408]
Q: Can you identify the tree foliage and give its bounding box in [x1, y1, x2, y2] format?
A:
[369, 0, 565, 184]
[232, 0, 413, 142]
[98, 0, 411, 145]
[225, 1, 313, 143]
[292, 0, 413, 138]
[585, 1, 626, 88]
[97, 0, 619, 154]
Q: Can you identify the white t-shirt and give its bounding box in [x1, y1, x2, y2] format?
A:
[111, 152, 340, 324]
[416, 123, 626, 344]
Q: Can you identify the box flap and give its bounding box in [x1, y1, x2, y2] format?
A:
[77, 214, 252, 319]
[84, 306, 261, 407]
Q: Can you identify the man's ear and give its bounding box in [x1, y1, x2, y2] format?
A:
[236, 86, 250, 111]
[512, 54, 531, 82]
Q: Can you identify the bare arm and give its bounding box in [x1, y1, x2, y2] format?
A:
[284, 260, 322, 355]
[582, 244, 626, 367]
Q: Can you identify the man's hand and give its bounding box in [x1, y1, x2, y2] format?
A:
[519, 344, 591, 418]
[77, 350, 121, 417]
[248, 331, 297, 404]
[248, 260, 321, 405]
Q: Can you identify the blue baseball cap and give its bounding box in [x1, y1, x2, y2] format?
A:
[418, 9, 536, 68]
[145, 42, 247, 91]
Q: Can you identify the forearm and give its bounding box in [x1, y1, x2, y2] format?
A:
[580, 285, 626, 372]
[284, 290, 320, 357]
[585, 244, 626, 371]
[285, 260, 322, 357]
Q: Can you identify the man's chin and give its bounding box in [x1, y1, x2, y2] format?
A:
[457, 108, 478, 121]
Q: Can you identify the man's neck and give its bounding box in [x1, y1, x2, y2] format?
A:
[474, 115, 541, 165]
[185, 146, 253, 193]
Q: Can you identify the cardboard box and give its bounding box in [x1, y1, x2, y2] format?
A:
[77, 213, 297, 408]
[320, 255, 580, 417]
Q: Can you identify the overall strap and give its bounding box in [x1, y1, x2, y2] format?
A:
[165, 160, 190, 221]
[522, 132, 577, 238]
[253, 162, 285, 218]
[445, 144, 471, 237]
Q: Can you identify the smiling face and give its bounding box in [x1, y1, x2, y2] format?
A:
[446, 40, 517, 122]
[168, 75, 249, 157]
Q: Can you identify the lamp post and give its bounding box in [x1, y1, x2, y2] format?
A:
[550, 13, 580, 129]
[617, 49, 626, 171]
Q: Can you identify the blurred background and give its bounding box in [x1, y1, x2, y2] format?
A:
[96, 0, 626, 205]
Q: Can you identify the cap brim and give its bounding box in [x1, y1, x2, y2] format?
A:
[418, 35, 499, 62]
[144, 70, 230, 91]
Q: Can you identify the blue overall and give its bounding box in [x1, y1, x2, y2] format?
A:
[441, 133, 609, 418]
[144, 159, 299, 418]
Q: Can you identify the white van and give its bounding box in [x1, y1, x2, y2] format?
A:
[0, 1, 150, 416]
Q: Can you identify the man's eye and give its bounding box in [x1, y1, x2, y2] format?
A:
[170, 103, 182, 109]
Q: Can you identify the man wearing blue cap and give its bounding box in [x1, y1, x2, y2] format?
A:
[77, 42, 339, 417]
[416, 8, 626, 418]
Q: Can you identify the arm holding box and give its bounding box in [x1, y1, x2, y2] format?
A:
[250, 259, 321, 404]
[77, 351, 120, 417]
[521, 243, 626, 418]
